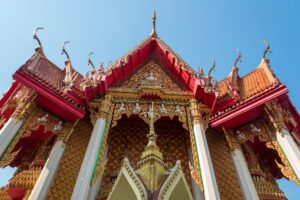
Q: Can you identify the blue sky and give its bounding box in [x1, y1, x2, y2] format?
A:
[0, 0, 299, 198]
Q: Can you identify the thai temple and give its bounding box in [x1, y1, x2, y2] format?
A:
[0, 12, 300, 200]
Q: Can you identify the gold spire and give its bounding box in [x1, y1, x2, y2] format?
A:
[136, 102, 167, 192]
[33, 27, 44, 48]
[260, 40, 271, 59]
[150, 10, 157, 37]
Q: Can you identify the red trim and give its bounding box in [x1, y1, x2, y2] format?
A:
[0, 81, 19, 109]
[13, 71, 85, 121]
[210, 85, 288, 128]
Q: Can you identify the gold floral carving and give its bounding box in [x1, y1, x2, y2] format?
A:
[11, 88, 37, 122]
[56, 120, 79, 142]
[186, 108, 203, 191]
[89, 95, 112, 125]
[242, 143, 286, 199]
[264, 100, 287, 133]
[118, 59, 187, 92]
[255, 119, 300, 186]
[111, 101, 188, 130]
[266, 138, 300, 186]
[222, 127, 240, 151]
[0, 107, 62, 167]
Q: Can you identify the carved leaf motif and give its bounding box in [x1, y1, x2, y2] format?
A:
[118, 59, 187, 92]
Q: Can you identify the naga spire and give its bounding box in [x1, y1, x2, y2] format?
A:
[61, 41, 71, 60]
[233, 49, 242, 67]
[62, 41, 78, 86]
[228, 49, 241, 99]
[150, 10, 157, 37]
[136, 102, 167, 192]
[88, 52, 95, 69]
[260, 40, 271, 59]
[33, 27, 44, 48]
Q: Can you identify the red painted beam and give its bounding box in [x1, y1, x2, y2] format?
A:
[13, 71, 85, 120]
[210, 85, 288, 128]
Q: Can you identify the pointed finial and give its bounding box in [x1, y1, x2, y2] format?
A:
[147, 102, 157, 142]
[150, 10, 157, 37]
[98, 62, 104, 73]
[260, 40, 271, 59]
[198, 67, 204, 78]
[233, 49, 242, 67]
[33, 27, 44, 47]
[61, 41, 70, 60]
[208, 59, 216, 77]
[88, 52, 95, 69]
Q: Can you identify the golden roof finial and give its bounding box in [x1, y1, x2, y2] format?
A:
[33, 27, 44, 48]
[136, 102, 167, 192]
[207, 59, 216, 77]
[61, 41, 70, 60]
[260, 40, 271, 59]
[147, 102, 157, 143]
[233, 49, 242, 67]
[150, 10, 157, 37]
[88, 52, 95, 69]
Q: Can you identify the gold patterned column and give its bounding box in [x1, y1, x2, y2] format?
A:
[71, 95, 112, 200]
[223, 127, 259, 200]
[189, 98, 220, 200]
[0, 88, 37, 165]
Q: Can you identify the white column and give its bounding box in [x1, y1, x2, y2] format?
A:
[71, 118, 106, 200]
[29, 140, 66, 200]
[193, 123, 220, 200]
[276, 129, 300, 178]
[0, 117, 23, 157]
[88, 144, 109, 200]
[231, 148, 259, 200]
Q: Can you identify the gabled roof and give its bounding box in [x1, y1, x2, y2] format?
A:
[13, 48, 85, 121]
[84, 35, 217, 107]
[210, 58, 288, 128]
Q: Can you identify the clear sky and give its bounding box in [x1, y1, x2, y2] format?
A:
[0, 0, 299, 198]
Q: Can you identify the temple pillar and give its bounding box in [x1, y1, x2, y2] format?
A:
[264, 101, 300, 179]
[0, 117, 23, 157]
[276, 128, 300, 177]
[190, 99, 220, 200]
[88, 145, 109, 200]
[0, 89, 36, 158]
[71, 95, 111, 200]
[223, 128, 259, 200]
[29, 139, 66, 200]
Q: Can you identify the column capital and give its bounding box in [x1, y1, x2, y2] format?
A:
[11, 88, 37, 122]
[222, 127, 240, 152]
[264, 100, 288, 134]
[189, 98, 204, 125]
[89, 95, 112, 125]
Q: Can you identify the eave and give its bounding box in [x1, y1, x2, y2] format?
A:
[13, 70, 85, 121]
[210, 84, 288, 129]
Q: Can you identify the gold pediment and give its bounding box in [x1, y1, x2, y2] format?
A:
[117, 59, 188, 93]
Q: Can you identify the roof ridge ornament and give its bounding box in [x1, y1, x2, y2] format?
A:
[207, 59, 216, 78]
[33, 27, 44, 48]
[61, 41, 70, 60]
[233, 49, 242, 67]
[88, 52, 95, 69]
[150, 10, 157, 38]
[260, 40, 271, 59]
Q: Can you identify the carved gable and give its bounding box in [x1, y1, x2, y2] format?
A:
[118, 59, 187, 92]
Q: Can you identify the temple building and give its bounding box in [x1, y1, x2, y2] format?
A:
[0, 13, 300, 200]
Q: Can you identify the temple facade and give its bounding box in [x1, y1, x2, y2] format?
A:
[0, 14, 299, 200]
